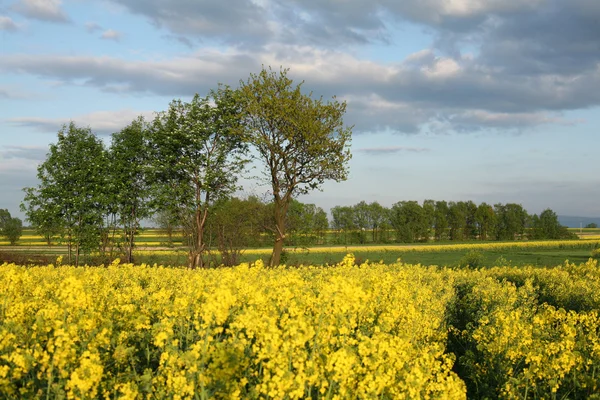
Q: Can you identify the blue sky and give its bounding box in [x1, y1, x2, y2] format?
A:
[1, 0, 599, 220]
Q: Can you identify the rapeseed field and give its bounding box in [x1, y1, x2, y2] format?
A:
[1, 256, 599, 398]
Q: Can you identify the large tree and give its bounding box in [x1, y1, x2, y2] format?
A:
[149, 87, 247, 268]
[239, 67, 352, 266]
[22, 122, 107, 265]
[108, 116, 152, 263]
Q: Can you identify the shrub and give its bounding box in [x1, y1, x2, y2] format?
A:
[459, 250, 485, 269]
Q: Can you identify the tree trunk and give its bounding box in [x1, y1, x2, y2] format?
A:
[190, 206, 208, 269]
[75, 242, 80, 267]
[270, 203, 287, 267]
[67, 240, 72, 265]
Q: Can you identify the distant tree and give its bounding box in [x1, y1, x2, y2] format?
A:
[391, 201, 427, 243]
[448, 202, 467, 241]
[149, 87, 247, 268]
[0, 209, 10, 230]
[463, 200, 478, 240]
[494, 203, 528, 240]
[314, 208, 329, 245]
[585, 223, 598, 228]
[331, 206, 355, 245]
[422, 200, 435, 242]
[22, 122, 107, 265]
[352, 201, 371, 244]
[287, 200, 325, 246]
[530, 209, 575, 240]
[475, 202, 497, 240]
[153, 209, 180, 246]
[367, 202, 387, 242]
[238, 67, 352, 266]
[433, 201, 449, 241]
[208, 196, 269, 266]
[0, 209, 23, 245]
[108, 116, 152, 262]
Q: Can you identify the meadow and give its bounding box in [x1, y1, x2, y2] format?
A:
[1, 256, 600, 398]
[2, 228, 600, 268]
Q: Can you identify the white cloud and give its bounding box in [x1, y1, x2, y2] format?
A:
[12, 0, 69, 23]
[85, 21, 102, 33]
[0, 145, 47, 161]
[101, 29, 122, 41]
[6, 109, 156, 135]
[0, 45, 595, 134]
[0, 16, 20, 31]
[358, 146, 430, 154]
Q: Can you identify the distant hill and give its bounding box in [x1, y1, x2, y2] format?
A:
[558, 216, 600, 228]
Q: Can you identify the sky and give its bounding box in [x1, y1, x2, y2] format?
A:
[1, 0, 599, 220]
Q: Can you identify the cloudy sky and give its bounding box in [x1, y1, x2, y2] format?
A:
[1, 0, 599, 220]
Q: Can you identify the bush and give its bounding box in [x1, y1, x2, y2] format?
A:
[459, 250, 485, 269]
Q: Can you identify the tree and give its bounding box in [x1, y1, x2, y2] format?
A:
[153, 209, 180, 247]
[494, 203, 528, 240]
[331, 206, 355, 245]
[422, 200, 435, 242]
[475, 202, 496, 240]
[108, 116, 152, 263]
[585, 223, 598, 228]
[22, 122, 107, 265]
[433, 201, 449, 241]
[463, 200, 478, 240]
[208, 196, 270, 266]
[530, 208, 574, 239]
[149, 87, 247, 268]
[352, 201, 371, 244]
[448, 202, 467, 241]
[239, 67, 352, 266]
[363, 202, 387, 243]
[390, 201, 427, 243]
[314, 208, 329, 245]
[0, 209, 23, 245]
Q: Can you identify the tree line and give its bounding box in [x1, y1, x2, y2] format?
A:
[19, 67, 352, 267]
[329, 200, 575, 244]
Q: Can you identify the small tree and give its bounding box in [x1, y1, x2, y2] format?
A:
[149, 87, 247, 268]
[530, 208, 574, 240]
[239, 67, 352, 266]
[22, 122, 107, 265]
[0, 209, 23, 245]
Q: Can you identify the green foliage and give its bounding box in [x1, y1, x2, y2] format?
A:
[149, 86, 248, 268]
[0, 209, 22, 245]
[108, 116, 152, 262]
[494, 203, 528, 240]
[433, 200, 449, 241]
[591, 248, 600, 259]
[459, 250, 485, 269]
[390, 200, 428, 243]
[208, 196, 271, 265]
[475, 202, 496, 240]
[331, 205, 356, 245]
[530, 208, 576, 240]
[21, 122, 108, 265]
[239, 66, 352, 266]
[585, 223, 598, 228]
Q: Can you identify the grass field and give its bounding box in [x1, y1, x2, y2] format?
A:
[2, 229, 599, 267]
